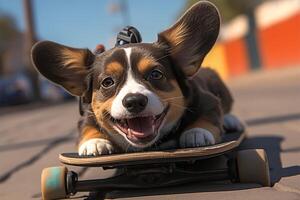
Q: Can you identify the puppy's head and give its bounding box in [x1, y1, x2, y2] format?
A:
[31, 1, 220, 151]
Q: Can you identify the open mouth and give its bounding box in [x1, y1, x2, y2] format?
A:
[109, 106, 169, 145]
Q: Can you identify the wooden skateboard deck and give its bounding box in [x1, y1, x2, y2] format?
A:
[44, 128, 273, 200]
[59, 131, 246, 168]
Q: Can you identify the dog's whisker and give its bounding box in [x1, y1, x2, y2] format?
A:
[84, 110, 96, 118]
[168, 102, 196, 113]
[101, 114, 111, 121]
[85, 111, 96, 117]
[85, 114, 95, 118]
[162, 96, 184, 101]
[84, 109, 94, 113]
[102, 112, 109, 117]
[153, 53, 171, 62]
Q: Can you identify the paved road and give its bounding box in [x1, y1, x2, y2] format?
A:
[0, 67, 300, 200]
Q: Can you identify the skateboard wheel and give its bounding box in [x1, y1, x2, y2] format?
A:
[41, 166, 68, 200]
[236, 149, 271, 186]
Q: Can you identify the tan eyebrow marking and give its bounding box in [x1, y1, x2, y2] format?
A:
[105, 61, 124, 75]
[137, 57, 156, 74]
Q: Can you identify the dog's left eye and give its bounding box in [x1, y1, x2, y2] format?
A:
[101, 77, 114, 88]
[149, 69, 163, 80]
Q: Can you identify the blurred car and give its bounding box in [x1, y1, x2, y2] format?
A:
[40, 76, 74, 102]
[0, 72, 73, 107]
[0, 73, 32, 106]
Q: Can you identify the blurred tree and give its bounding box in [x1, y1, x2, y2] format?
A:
[23, 0, 40, 100]
[183, 0, 267, 69]
[0, 0, 40, 101]
[0, 15, 18, 74]
[0, 16, 18, 49]
[183, 0, 264, 23]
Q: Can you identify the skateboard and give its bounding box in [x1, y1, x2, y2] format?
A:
[41, 127, 271, 200]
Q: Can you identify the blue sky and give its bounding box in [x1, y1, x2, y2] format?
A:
[0, 0, 185, 49]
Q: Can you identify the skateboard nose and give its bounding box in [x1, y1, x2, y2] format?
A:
[122, 93, 148, 114]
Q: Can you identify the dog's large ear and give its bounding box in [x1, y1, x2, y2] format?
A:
[31, 41, 95, 96]
[157, 1, 220, 76]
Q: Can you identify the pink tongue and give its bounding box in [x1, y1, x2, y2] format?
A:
[127, 117, 153, 138]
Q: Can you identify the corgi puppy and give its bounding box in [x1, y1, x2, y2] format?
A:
[31, 1, 236, 156]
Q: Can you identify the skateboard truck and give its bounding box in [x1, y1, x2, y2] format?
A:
[44, 160, 235, 199]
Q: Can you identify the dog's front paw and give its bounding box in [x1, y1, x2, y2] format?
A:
[78, 138, 114, 156]
[179, 128, 215, 148]
[223, 114, 244, 133]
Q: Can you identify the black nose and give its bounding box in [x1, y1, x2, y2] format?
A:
[122, 93, 148, 114]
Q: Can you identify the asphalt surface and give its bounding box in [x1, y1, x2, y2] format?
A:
[0, 67, 300, 200]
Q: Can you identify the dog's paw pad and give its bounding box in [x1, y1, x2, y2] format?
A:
[78, 138, 114, 156]
[179, 128, 215, 148]
[223, 114, 244, 133]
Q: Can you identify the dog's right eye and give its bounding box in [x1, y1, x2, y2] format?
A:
[101, 77, 114, 88]
[148, 69, 164, 80]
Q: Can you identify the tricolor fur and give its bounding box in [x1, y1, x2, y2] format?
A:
[31, 2, 235, 156]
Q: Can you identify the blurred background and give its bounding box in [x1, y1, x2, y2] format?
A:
[0, 0, 299, 107]
[1, 1, 300, 199]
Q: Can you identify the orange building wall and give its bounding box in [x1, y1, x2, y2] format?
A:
[203, 11, 300, 80]
[202, 43, 229, 80]
[224, 38, 250, 77]
[258, 13, 300, 69]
